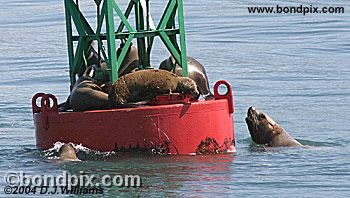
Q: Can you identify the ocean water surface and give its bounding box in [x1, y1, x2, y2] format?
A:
[0, 0, 349, 197]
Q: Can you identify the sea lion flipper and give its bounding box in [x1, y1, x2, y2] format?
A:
[58, 96, 72, 112]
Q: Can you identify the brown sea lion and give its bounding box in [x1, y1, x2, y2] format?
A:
[77, 42, 139, 78]
[109, 69, 200, 107]
[159, 56, 214, 99]
[117, 43, 139, 77]
[77, 43, 104, 78]
[58, 143, 79, 161]
[69, 65, 111, 111]
[245, 107, 302, 147]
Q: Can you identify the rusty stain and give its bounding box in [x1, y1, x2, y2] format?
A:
[196, 137, 233, 155]
[114, 140, 171, 155]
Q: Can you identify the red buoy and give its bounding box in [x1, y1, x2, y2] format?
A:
[32, 80, 235, 155]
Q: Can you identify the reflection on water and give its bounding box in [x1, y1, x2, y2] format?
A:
[0, 0, 350, 197]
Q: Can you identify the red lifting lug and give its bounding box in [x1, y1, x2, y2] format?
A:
[214, 80, 234, 114]
[40, 94, 58, 129]
[32, 93, 46, 113]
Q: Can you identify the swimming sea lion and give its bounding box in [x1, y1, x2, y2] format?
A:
[245, 107, 302, 147]
[58, 143, 79, 161]
[69, 65, 111, 111]
[109, 69, 200, 107]
[159, 56, 214, 99]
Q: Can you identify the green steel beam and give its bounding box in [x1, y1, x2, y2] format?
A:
[71, 29, 180, 41]
[116, 0, 134, 33]
[117, 34, 135, 67]
[95, 1, 108, 61]
[135, 0, 149, 68]
[64, 0, 75, 85]
[105, 0, 118, 83]
[177, 0, 188, 77]
[112, 1, 135, 32]
[64, 0, 189, 85]
[157, 0, 176, 30]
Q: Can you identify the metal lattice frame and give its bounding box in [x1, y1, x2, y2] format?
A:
[64, 0, 188, 85]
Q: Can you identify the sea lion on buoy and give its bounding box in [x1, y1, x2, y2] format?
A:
[69, 65, 111, 111]
[245, 107, 302, 147]
[58, 143, 79, 161]
[109, 69, 199, 107]
[78, 42, 139, 78]
[159, 56, 214, 99]
[117, 43, 139, 77]
[77, 43, 104, 78]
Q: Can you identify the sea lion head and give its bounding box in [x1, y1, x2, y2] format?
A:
[58, 143, 79, 161]
[83, 65, 109, 86]
[177, 78, 200, 100]
[108, 84, 127, 106]
[245, 107, 282, 144]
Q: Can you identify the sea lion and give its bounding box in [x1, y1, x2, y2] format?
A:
[159, 56, 214, 99]
[117, 43, 139, 77]
[77, 43, 104, 78]
[109, 69, 200, 107]
[78, 42, 139, 78]
[245, 107, 302, 147]
[69, 65, 111, 111]
[58, 143, 79, 161]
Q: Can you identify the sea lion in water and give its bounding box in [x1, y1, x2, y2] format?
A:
[159, 56, 214, 99]
[109, 69, 200, 107]
[245, 107, 302, 147]
[69, 65, 111, 111]
[58, 143, 79, 161]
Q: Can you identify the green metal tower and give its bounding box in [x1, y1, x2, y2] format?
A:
[64, 0, 188, 86]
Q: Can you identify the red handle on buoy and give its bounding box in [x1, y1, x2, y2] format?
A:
[214, 80, 234, 114]
[32, 93, 46, 113]
[40, 94, 58, 129]
[41, 94, 58, 113]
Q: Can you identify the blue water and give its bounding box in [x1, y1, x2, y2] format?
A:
[1, 0, 350, 197]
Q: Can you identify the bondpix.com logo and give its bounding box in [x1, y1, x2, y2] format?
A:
[4, 171, 142, 188]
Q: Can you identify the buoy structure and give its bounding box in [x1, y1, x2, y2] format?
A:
[32, 0, 236, 155]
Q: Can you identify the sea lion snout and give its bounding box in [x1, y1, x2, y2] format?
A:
[247, 106, 273, 125]
[247, 106, 257, 118]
